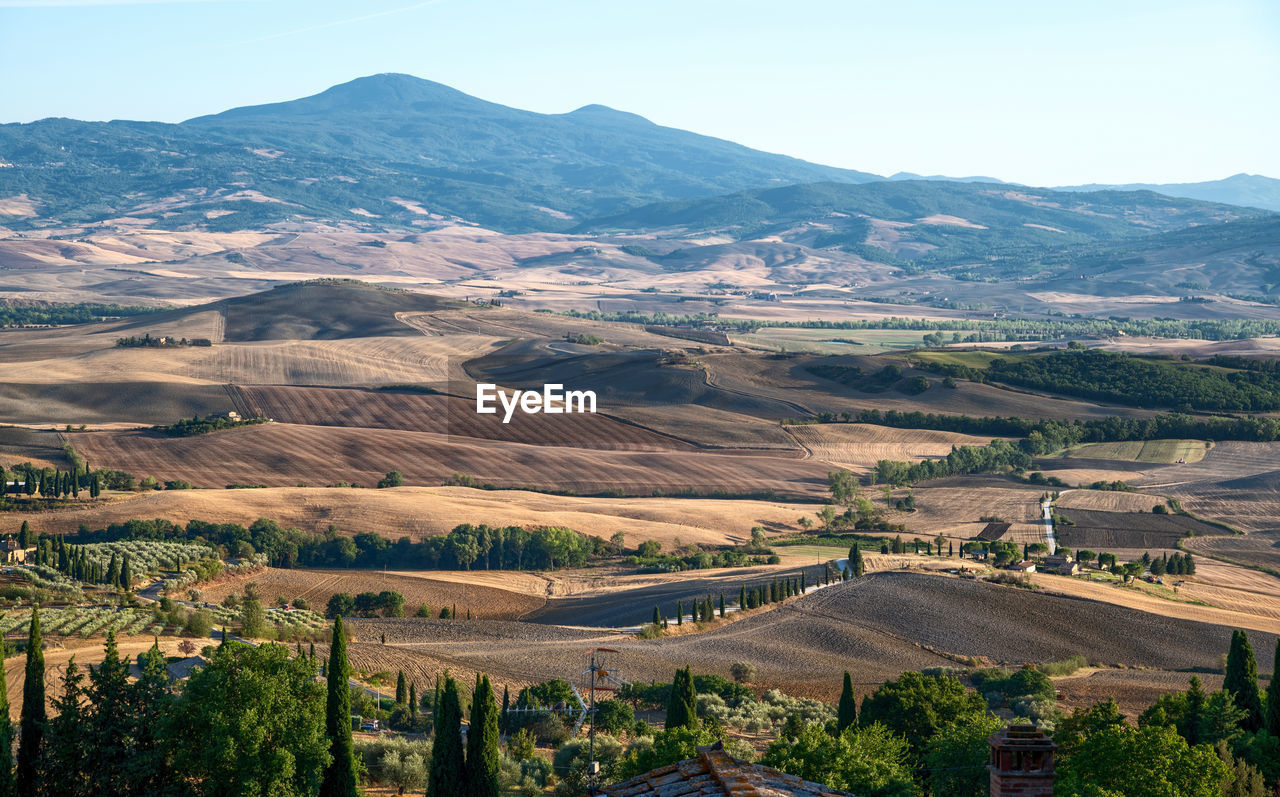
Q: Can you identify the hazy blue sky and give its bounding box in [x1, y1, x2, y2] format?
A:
[2, 0, 1276, 186]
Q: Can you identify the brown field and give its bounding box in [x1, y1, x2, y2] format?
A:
[1028, 570, 1280, 634]
[1184, 531, 1280, 573]
[1055, 489, 1168, 513]
[197, 567, 545, 620]
[19, 486, 823, 549]
[783, 423, 997, 472]
[230, 385, 697, 450]
[1054, 508, 1224, 550]
[320, 573, 1276, 707]
[67, 423, 832, 497]
[898, 481, 1047, 542]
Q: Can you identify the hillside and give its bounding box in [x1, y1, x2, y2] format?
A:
[576, 180, 1269, 272]
[1059, 173, 1280, 212]
[0, 74, 876, 234]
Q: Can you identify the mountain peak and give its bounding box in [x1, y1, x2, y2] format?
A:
[186, 73, 488, 122]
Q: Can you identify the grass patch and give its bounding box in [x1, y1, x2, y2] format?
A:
[1063, 439, 1208, 464]
[1038, 654, 1087, 677]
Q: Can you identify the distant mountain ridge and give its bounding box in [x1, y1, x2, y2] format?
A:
[0, 72, 1274, 236]
[0, 73, 877, 233]
[1055, 173, 1280, 212]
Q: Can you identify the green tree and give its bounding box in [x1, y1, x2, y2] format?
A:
[665, 668, 698, 731]
[127, 642, 173, 794]
[395, 671, 408, 706]
[615, 726, 719, 781]
[166, 641, 330, 797]
[1056, 723, 1229, 797]
[377, 470, 404, 488]
[465, 674, 500, 797]
[858, 671, 986, 760]
[240, 597, 267, 638]
[837, 671, 857, 732]
[15, 608, 44, 797]
[319, 618, 358, 797]
[85, 631, 131, 793]
[44, 656, 85, 796]
[762, 722, 918, 797]
[429, 674, 466, 797]
[0, 637, 14, 797]
[1265, 637, 1280, 737]
[923, 713, 1002, 797]
[828, 469, 860, 506]
[1224, 629, 1264, 732]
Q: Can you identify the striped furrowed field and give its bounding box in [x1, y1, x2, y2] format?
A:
[230, 385, 695, 450]
[68, 423, 831, 497]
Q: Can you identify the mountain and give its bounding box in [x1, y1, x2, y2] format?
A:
[0, 73, 877, 233]
[888, 172, 1010, 184]
[577, 180, 1269, 270]
[1056, 173, 1280, 212]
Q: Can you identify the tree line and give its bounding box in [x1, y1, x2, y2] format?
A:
[153, 415, 268, 437]
[57, 517, 607, 572]
[0, 609, 506, 797]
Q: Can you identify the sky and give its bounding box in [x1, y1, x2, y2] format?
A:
[1, 0, 1277, 186]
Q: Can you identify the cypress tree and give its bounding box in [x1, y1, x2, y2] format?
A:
[118, 554, 132, 591]
[1224, 629, 1264, 731]
[652, 606, 661, 626]
[1185, 675, 1205, 746]
[853, 546, 865, 577]
[665, 667, 698, 731]
[949, 541, 954, 557]
[319, 617, 358, 797]
[16, 608, 44, 797]
[676, 601, 682, 626]
[499, 686, 509, 734]
[17, 522, 29, 549]
[837, 671, 857, 732]
[739, 584, 746, 608]
[44, 655, 85, 797]
[410, 682, 419, 720]
[85, 632, 130, 792]
[429, 675, 466, 797]
[395, 671, 408, 705]
[0, 637, 13, 796]
[800, 571, 806, 592]
[465, 674, 500, 797]
[1265, 637, 1280, 737]
[718, 594, 725, 617]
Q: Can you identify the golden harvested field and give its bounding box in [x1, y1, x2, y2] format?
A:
[230, 385, 696, 450]
[10, 336, 498, 388]
[900, 482, 1047, 542]
[1065, 439, 1208, 464]
[21, 485, 824, 549]
[198, 567, 544, 620]
[1055, 489, 1169, 513]
[68, 423, 831, 497]
[1028, 571, 1280, 634]
[784, 423, 997, 473]
[1184, 531, 1280, 573]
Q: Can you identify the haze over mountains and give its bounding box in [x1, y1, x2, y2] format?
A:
[2, 73, 1279, 314]
[1, 72, 1276, 237]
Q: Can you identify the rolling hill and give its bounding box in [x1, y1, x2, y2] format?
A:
[0, 73, 876, 234]
[1058, 173, 1280, 213]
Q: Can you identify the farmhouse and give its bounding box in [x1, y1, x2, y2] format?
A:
[605, 742, 852, 797]
[1, 540, 32, 564]
[1009, 561, 1037, 574]
[1042, 554, 1079, 575]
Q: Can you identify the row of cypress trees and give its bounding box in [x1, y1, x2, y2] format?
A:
[4, 464, 99, 500]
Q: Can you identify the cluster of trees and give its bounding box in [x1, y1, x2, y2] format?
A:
[0, 300, 160, 327]
[63, 517, 608, 572]
[645, 568, 830, 633]
[2, 462, 98, 500]
[115, 334, 212, 348]
[37, 537, 136, 589]
[324, 590, 405, 618]
[873, 438, 1031, 486]
[153, 414, 268, 437]
[557, 308, 1280, 342]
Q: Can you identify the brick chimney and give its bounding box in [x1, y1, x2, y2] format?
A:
[988, 723, 1056, 797]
